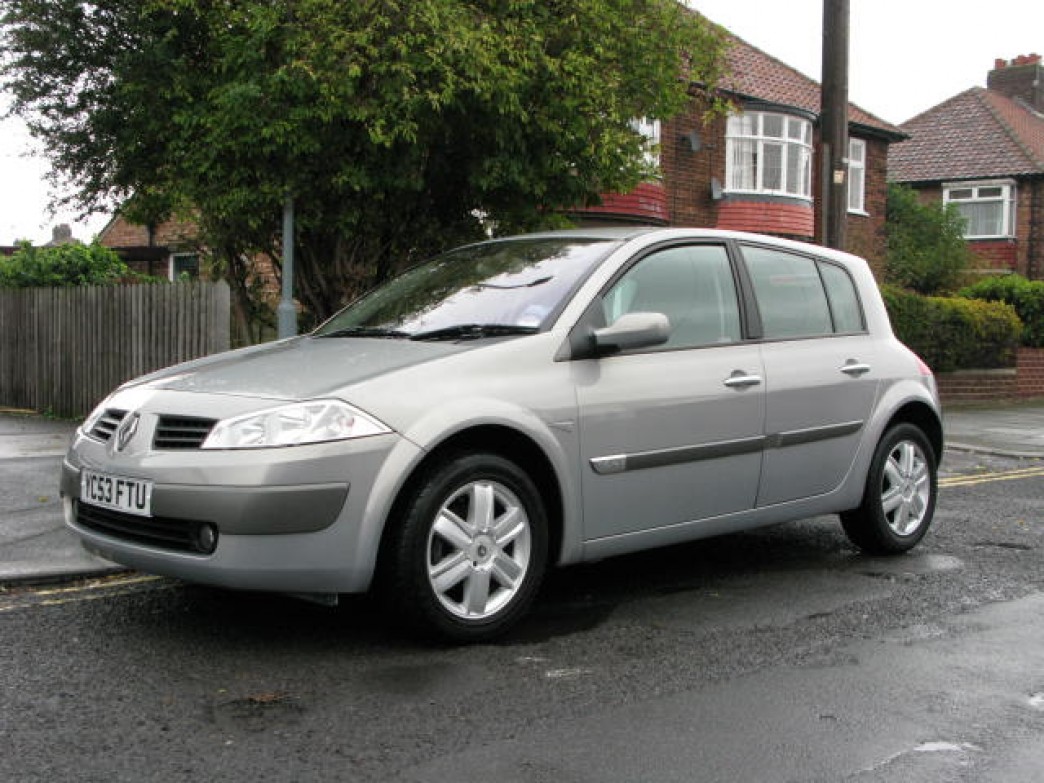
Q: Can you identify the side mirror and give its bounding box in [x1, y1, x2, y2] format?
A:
[592, 312, 671, 355]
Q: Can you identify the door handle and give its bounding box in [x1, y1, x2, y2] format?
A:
[723, 372, 763, 388]
[840, 360, 871, 376]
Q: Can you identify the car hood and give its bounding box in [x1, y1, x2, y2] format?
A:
[126, 336, 472, 401]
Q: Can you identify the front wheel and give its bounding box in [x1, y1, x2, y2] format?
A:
[841, 423, 938, 554]
[381, 453, 548, 642]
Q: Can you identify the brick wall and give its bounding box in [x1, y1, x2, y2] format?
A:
[715, 199, 814, 236]
[1025, 178, 1043, 280]
[968, 239, 1018, 269]
[99, 215, 200, 250]
[844, 137, 890, 277]
[1016, 347, 1044, 397]
[936, 369, 1017, 403]
[937, 347, 1044, 402]
[661, 100, 727, 228]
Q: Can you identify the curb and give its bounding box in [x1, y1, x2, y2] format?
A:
[945, 441, 1044, 460]
[0, 563, 129, 589]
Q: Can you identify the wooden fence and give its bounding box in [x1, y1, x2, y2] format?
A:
[0, 281, 230, 417]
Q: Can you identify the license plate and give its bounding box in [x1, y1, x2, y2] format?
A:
[80, 470, 153, 517]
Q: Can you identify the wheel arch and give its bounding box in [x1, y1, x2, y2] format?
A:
[882, 400, 944, 464]
[375, 423, 567, 581]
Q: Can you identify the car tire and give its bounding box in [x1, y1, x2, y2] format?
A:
[841, 423, 938, 555]
[381, 452, 549, 642]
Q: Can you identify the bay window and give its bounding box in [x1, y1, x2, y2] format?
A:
[726, 111, 812, 198]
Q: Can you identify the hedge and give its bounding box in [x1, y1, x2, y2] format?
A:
[958, 275, 1044, 348]
[881, 285, 1022, 372]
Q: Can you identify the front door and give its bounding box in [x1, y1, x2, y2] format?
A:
[574, 243, 766, 541]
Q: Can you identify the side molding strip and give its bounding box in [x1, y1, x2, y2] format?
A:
[589, 420, 865, 475]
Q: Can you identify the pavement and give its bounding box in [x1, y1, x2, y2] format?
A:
[1, 399, 1042, 588]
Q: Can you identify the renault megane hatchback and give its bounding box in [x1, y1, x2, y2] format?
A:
[62, 228, 942, 641]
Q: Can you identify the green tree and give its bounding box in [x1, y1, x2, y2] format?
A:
[1, 0, 725, 322]
[0, 241, 132, 287]
[884, 183, 973, 295]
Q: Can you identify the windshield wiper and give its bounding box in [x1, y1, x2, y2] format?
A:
[473, 275, 554, 290]
[318, 326, 411, 339]
[409, 324, 539, 342]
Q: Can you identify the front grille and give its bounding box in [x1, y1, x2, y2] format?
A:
[89, 409, 127, 442]
[154, 415, 217, 450]
[76, 501, 211, 554]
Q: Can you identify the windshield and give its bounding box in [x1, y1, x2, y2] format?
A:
[315, 238, 617, 338]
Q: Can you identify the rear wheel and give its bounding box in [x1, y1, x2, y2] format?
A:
[841, 423, 937, 554]
[382, 453, 548, 642]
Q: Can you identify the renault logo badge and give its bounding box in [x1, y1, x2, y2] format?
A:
[114, 412, 141, 453]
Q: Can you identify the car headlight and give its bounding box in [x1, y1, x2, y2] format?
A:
[201, 399, 391, 449]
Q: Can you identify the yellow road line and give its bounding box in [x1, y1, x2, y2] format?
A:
[0, 573, 170, 613]
[941, 466, 1044, 488]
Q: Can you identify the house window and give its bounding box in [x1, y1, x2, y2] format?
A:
[726, 111, 812, 198]
[943, 181, 1016, 238]
[169, 253, 200, 281]
[847, 138, 866, 213]
[631, 117, 662, 170]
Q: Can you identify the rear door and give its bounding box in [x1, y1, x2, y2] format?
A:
[738, 243, 880, 506]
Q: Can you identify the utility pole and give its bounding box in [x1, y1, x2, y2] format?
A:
[820, 0, 850, 250]
[277, 195, 297, 339]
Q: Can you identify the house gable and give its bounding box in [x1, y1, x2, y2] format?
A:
[889, 55, 1044, 280]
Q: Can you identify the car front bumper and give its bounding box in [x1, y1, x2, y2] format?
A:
[60, 419, 416, 594]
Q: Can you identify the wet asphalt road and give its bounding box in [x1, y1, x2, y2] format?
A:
[1, 449, 1042, 782]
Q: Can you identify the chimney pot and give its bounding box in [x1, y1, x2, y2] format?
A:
[995, 58, 1007, 69]
[51, 224, 73, 244]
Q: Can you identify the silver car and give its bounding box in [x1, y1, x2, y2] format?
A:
[61, 228, 942, 641]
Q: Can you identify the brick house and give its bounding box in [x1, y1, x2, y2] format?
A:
[573, 31, 907, 272]
[96, 215, 203, 281]
[889, 54, 1044, 280]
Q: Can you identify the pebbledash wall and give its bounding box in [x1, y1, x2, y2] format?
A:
[935, 347, 1044, 403]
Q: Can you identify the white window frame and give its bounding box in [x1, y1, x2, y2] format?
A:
[725, 111, 813, 199]
[943, 180, 1017, 239]
[631, 117, 662, 171]
[168, 252, 200, 281]
[847, 138, 867, 214]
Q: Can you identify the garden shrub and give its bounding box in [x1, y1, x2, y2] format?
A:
[958, 275, 1044, 348]
[0, 241, 132, 288]
[885, 184, 973, 295]
[882, 284, 1022, 372]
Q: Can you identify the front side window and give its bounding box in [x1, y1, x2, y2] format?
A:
[943, 181, 1016, 238]
[726, 111, 813, 198]
[741, 245, 864, 339]
[602, 244, 741, 350]
[848, 139, 866, 213]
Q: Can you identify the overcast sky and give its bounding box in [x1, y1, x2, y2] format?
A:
[2, 0, 1043, 245]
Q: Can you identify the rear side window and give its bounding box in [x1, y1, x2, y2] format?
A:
[742, 246, 832, 338]
[819, 261, 865, 333]
[741, 245, 866, 338]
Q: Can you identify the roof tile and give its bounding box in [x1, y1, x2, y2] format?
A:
[718, 33, 902, 137]
[890, 88, 1044, 183]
